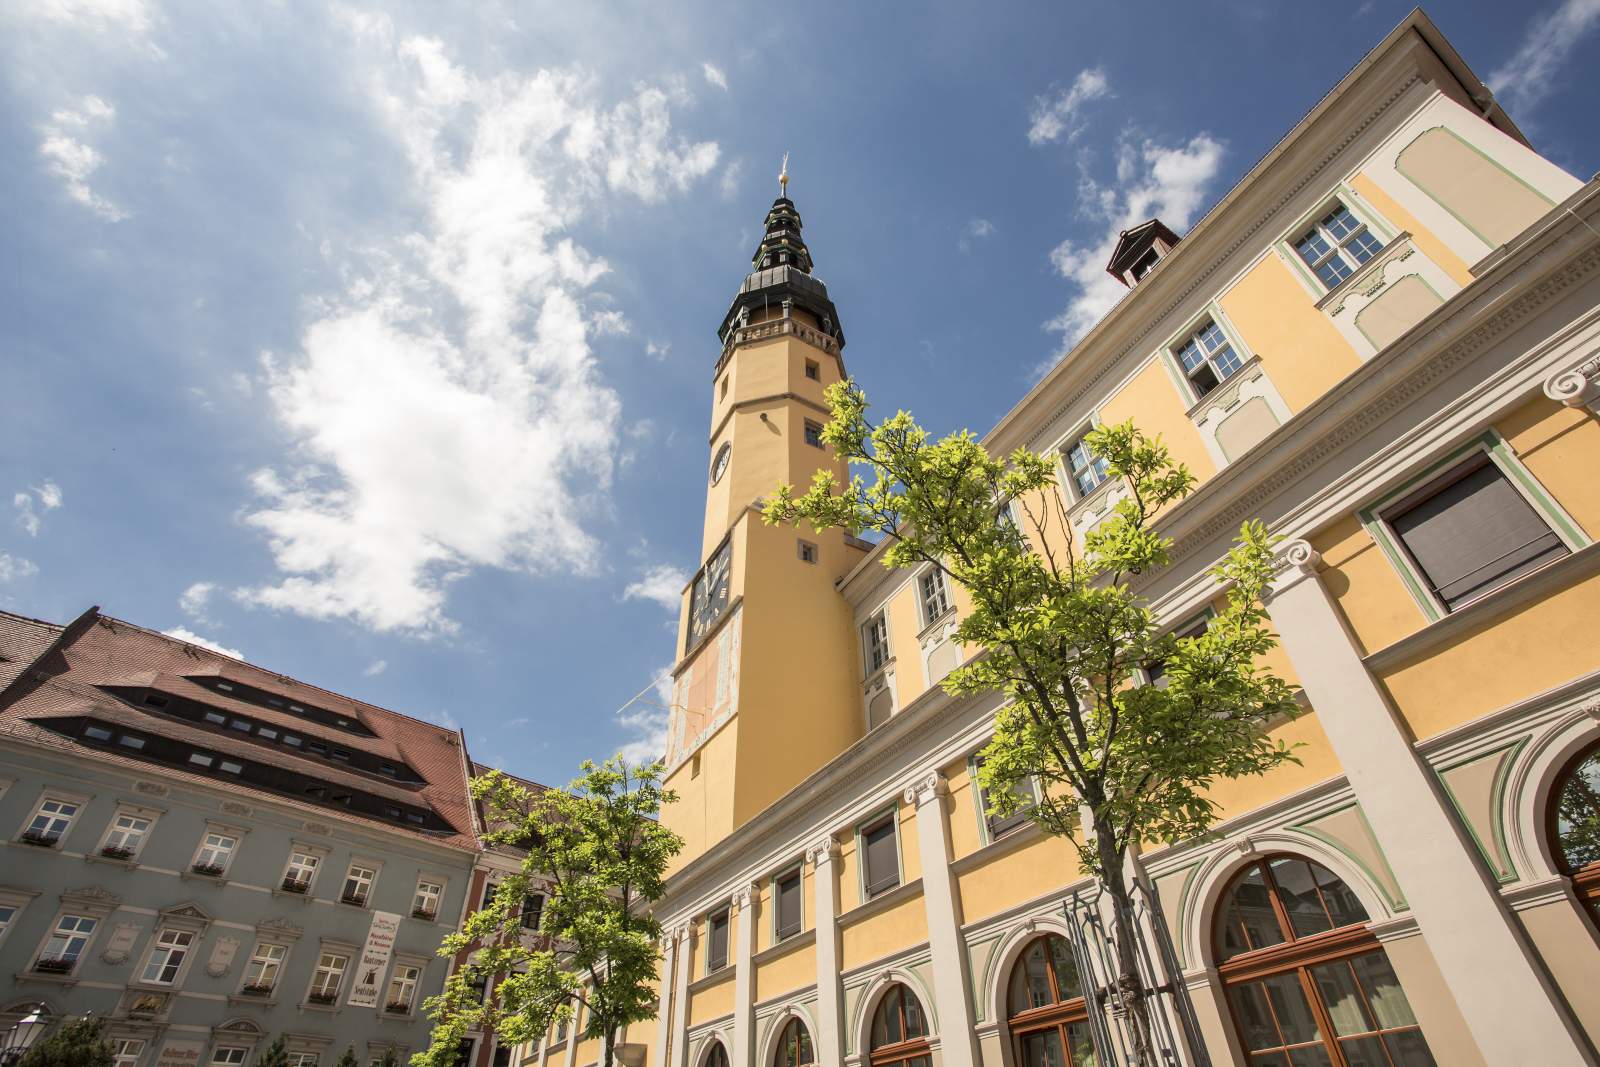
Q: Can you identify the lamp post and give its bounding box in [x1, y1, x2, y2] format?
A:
[0, 1007, 47, 1065]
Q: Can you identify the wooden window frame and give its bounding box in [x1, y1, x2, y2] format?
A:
[1005, 934, 1093, 1067]
[868, 984, 932, 1067]
[1547, 739, 1600, 925]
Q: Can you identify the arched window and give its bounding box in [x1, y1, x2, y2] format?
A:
[1551, 740, 1600, 922]
[773, 1017, 814, 1067]
[702, 1040, 729, 1067]
[868, 984, 931, 1066]
[1217, 854, 1438, 1065]
[1006, 935, 1096, 1066]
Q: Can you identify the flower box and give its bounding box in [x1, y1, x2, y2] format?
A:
[191, 862, 227, 877]
[339, 892, 368, 908]
[20, 830, 59, 848]
[240, 983, 274, 997]
[281, 877, 311, 894]
[100, 844, 135, 860]
[307, 992, 337, 1006]
[384, 1001, 412, 1015]
[33, 957, 75, 974]
[410, 907, 436, 921]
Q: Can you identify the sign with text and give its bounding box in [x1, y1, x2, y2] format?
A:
[346, 910, 402, 1008]
[155, 1040, 203, 1067]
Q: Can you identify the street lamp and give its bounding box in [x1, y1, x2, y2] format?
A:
[0, 1007, 47, 1065]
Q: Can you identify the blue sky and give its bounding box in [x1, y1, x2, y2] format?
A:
[3, 0, 1597, 786]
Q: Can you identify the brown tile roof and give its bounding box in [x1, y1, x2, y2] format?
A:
[0, 607, 481, 852]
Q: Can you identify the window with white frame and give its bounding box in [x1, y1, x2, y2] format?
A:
[23, 798, 79, 846]
[412, 880, 442, 920]
[210, 1048, 248, 1067]
[1293, 201, 1383, 290]
[139, 928, 195, 985]
[101, 812, 152, 859]
[39, 914, 97, 968]
[242, 942, 286, 993]
[193, 832, 237, 875]
[386, 964, 421, 1013]
[863, 612, 890, 675]
[112, 1038, 145, 1067]
[308, 951, 348, 1002]
[1173, 319, 1245, 400]
[286, 1054, 318, 1067]
[282, 851, 319, 892]
[0, 904, 19, 942]
[1064, 433, 1109, 499]
[342, 865, 376, 907]
[918, 569, 951, 625]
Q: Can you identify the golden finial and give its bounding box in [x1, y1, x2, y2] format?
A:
[779, 152, 789, 195]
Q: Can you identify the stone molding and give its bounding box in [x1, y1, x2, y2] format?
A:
[1543, 353, 1600, 410]
[901, 771, 947, 808]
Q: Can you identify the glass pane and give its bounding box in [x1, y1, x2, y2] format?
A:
[1286, 1048, 1334, 1067]
[1309, 959, 1371, 1036]
[1310, 862, 1368, 928]
[1176, 339, 1207, 372]
[1555, 749, 1600, 871]
[873, 987, 903, 1047]
[1211, 343, 1244, 379]
[1336, 1036, 1389, 1067]
[1322, 207, 1358, 239]
[1227, 981, 1284, 1051]
[902, 987, 928, 1039]
[1248, 1055, 1290, 1067]
[1269, 858, 1335, 940]
[1047, 936, 1083, 1001]
[1262, 973, 1322, 1044]
[1295, 231, 1331, 266]
[1315, 257, 1351, 288]
[1065, 1022, 1099, 1067]
[1349, 952, 1418, 1029]
[1222, 864, 1285, 957]
[1012, 942, 1054, 1012]
[1382, 1030, 1438, 1067]
[1346, 228, 1382, 263]
[1020, 1030, 1067, 1067]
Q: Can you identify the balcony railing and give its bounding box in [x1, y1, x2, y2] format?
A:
[20, 829, 60, 848]
[33, 957, 75, 974]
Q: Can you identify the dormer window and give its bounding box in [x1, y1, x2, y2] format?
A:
[1130, 247, 1161, 281]
[1105, 218, 1181, 288]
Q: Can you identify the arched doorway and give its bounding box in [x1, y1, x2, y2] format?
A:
[1550, 739, 1600, 921]
[1005, 934, 1096, 1066]
[1216, 853, 1438, 1065]
[702, 1039, 729, 1067]
[772, 1017, 814, 1067]
[868, 983, 931, 1066]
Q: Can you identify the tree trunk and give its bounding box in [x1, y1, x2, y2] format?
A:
[1096, 830, 1156, 1067]
[601, 1026, 614, 1067]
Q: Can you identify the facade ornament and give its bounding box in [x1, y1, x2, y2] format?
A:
[1234, 836, 1257, 855]
[1543, 355, 1600, 411]
[807, 835, 840, 867]
[135, 781, 169, 797]
[1581, 698, 1600, 722]
[256, 916, 303, 940]
[733, 883, 757, 910]
[205, 936, 240, 977]
[1266, 539, 1322, 602]
[221, 802, 252, 816]
[902, 770, 947, 808]
[302, 821, 331, 835]
[62, 885, 122, 911]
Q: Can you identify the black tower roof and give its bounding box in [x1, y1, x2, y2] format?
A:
[717, 195, 844, 349]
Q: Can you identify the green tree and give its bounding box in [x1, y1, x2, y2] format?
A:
[15, 1016, 113, 1067]
[332, 1049, 358, 1067]
[373, 1051, 398, 1067]
[250, 1038, 287, 1067]
[416, 757, 681, 1067]
[766, 381, 1300, 1065]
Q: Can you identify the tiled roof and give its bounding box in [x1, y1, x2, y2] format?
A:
[0, 608, 481, 852]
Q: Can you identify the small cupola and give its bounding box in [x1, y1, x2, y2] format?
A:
[1106, 218, 1181, 288]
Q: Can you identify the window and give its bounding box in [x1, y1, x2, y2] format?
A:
[797, 540, 818, 564]
[1007, 935, 1093, 1066]
[386, 964, 422, 1014]
[704, 1042, 730, 1067]
[869, 984, 931, 1067]
[139, 928, 195, 985]
[804, 359, 820, 381]
[719, 375, 729, 400]
[1294, 201, 1383, 290]
[774, 868, 803, 942]
[342, 865, 376, 907]
[218, 760, 243, 775]
[773, 1019, 814, 1067]
[413, 880, 443, 920]
[84, 724, 113, 741]
[118, 735, 146, 751]
[193, 832, 237, 875]
[242, 942, 286, 993]
[23, 798, 79, 846]
[308, 952, 348, 1003]
[1379, 453, 1568, 614]
[112, 1039, 145, 1067]
[102, 813, 152, 858]
[1144, 614, 1210, 689]
[1217, 855, 1437, 1065]
[1130, 246, 1161, 281]
[0, 905, 18, 941]
[804, 420, 824, 448]
[287, 1054, 318, 1067]
[229, 719, 251, 733]
[210, 1049, 248, 1067]
[1550, 740, 1600, 925]
[479, 878, 499, 911]
[1064, 434, 1108, 499]
[144, 693, 170, 708]
[975, 757, 1036, 841]
[1173, 319, 1244, 399]
[918, 569, 951, 625]
[861, 815, 900, 899]
[38, 914, 96, 970]
[706, 908, 729, 973]
[521, 893, 543, 932]
[203, 711, 226, 725]
[863, 612, 890, 675]
[283, 852, 319, 893]
[189, 753, 214, 768]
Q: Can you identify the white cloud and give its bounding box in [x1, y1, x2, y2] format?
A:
[38, 96, 127, 221]
[363, 658, 388, 676]
[644, 338, 671, 361]
[616, 665, 674, 764]
[13, 482, 63, 537]
[718, 158, 743, 199]
[958, 217, 995, 252]
[179, 581, 216, 622]
[21, 0, 150, 33]
[0, 553, 38, 583]
[702, 62, 728, 90]
[622, 563, 687, 613]
[1027, 68, 1110, 146]
[237, 26, 718, 633]
[162, 626, 244, 660]
[1488, 0, 1600, 116]
[1041, 133, 1226, 362]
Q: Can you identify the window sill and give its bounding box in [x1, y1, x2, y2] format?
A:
[272, 887, 315, 902]
[840, 877, 922, 928]
[1363, 540, 1600, 673]
[916, 609, 956, 644]
[751, 928, 815, 968]
[1312, 232, 1413, 313]
[227, 994, 278, 1008]
[1064, 474, 1123, 522]
[861, 660, 895, 691]
[950, 819, 1043, 875]
[300, 1001, 340, 1014]
[16, 971, 79, 987]
[84, 853, 138, 869]
[181, 869, 231, 884]
[1182, 353, 1263, 422]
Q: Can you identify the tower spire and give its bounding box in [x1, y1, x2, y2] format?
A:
[779, 151, 789, 196]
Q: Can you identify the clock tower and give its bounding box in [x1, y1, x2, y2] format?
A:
[660, 179, 869, 868]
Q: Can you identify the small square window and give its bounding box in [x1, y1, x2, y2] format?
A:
[804, 359, 819, 381]
[118, 735, 146, 750]
[219, 761, 243, 775]
[189, 753, 214, 768]
[203, 711, 226, 725]
[143, 693, 169, 708]
[84, 725, 113, 741]
[804, 420, 824, 448]
[229, 719, 251, 732]
[797, 540, 818, 564]
[719, 375, 729, 400]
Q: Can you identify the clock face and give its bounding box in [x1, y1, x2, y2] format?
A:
[689, 540, 733, 647]
[710, 442, 732, 485]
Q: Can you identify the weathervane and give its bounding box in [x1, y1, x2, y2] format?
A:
[779, 152, 789, 195]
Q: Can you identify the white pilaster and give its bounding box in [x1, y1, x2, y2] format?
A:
[903, 772, 978, 1067]
[1265, 540, 1594, 1065]
[732, 883, 757, 1066]
[653, 929, 679, 1067]
[665, 924, 695, 1067]
[809, 836, 845, 1067]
